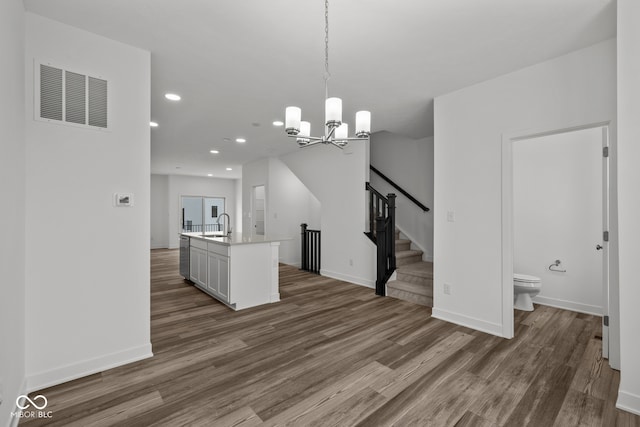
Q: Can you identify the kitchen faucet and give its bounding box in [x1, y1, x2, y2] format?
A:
[217, 213, 232, 237]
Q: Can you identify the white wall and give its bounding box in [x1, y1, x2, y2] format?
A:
[0, 1, 26, 423]
[281, 143, 376, 287]
[241, 157, 321, 266]
[513, 128, 603, 315]
[616, 0, 640, 416]
[433, 39, 616, 337]
[24, 13, 152, 391]
[267, 158, 321, 265]
[370, 131, 433, 260]
[150, 174, 169, 249]
[166, 175, 238, 248]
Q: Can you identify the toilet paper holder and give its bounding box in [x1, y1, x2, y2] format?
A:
[549, 259, 567, 273]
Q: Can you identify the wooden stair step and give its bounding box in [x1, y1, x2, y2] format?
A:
[387, 280, 433, 307]
[387, 279, 432, 297]
[395, 249, 423, 266]
[396, 261, 433, 279]
[395, 239, 411, 251]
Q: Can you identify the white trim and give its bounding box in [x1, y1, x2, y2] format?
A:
[533, 296, 602, 316]
[432, 307, 504, 337]
[320, 269, 375, 289]
[7, 378, 28, 427]
[26, 344, 153, 393]
[617, 390, 640, 417]
[501, 120, 614, 345]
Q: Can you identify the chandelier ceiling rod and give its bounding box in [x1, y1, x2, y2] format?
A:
[284, 0, 371, 149]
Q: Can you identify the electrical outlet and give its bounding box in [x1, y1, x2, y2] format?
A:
[443, 283, 451, 295]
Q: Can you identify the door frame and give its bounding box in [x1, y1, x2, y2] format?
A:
[501, 121, 617, 367]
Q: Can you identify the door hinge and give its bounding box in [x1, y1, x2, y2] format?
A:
[603, 146, 609, 157]
[603, 231, 609, 242]
[604, 315, 609, 327]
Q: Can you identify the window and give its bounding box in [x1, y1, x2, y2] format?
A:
[181, 196, 226, 233]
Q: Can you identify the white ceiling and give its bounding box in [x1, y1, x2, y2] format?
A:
[23, 0, 616, 179]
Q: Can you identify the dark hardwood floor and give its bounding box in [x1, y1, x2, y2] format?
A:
[21, 249, 639, 426]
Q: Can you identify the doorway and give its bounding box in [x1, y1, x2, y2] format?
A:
[252, 185, 266, 236]
[502, 123, 614, 364]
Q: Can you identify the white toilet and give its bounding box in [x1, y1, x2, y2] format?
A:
[513, 273, 542, 311]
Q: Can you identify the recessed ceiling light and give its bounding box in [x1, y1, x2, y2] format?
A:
[207, 174, 213, 177]
[149, 121, 158, 127]
[273, 121, 284, 127]
[235, 138, 246, 143]
[210, 150, 219, 154]
[226, 167, 233, 171]
[165, 93, 181, 101]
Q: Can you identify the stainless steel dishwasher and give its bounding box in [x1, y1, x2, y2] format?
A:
[179, 235, 190, 280]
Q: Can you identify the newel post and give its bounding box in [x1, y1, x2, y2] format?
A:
[388, 193, 396, 271]
[375, 216, 387, 296]
[300, 223, 308, 271]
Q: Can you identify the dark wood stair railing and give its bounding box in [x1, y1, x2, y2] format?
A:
[365, 182, 396, 296]
[300, 223, 321, 274]
[370, 165, 430, 212]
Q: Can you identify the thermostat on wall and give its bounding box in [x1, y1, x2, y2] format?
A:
[115, 193, 134, 207]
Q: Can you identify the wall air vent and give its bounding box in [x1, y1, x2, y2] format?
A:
[36, 62, 109, 130]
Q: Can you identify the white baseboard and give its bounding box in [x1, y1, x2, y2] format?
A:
[6, 378, 27, 427]
[432, 307, 504, 338]
[617, 390, 640, 416]
[26, 343, 153, 393]
[533, 295, 602, 316]
[150, 242, 169, 249]
[279, 258, 301, 268]
[320, 269, 375, 289]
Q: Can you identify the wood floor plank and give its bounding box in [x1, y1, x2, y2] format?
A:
[19, 249, 640, 427]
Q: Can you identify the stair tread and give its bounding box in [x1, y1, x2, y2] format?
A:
[396, 239, 410, 244]
[396, 249, 423, 258]
[387, 279, 432, 297]
[397, 261, 433, 279]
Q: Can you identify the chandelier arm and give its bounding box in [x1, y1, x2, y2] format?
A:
[287, 135, 324, 142]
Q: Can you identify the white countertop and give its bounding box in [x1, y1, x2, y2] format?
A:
[182, 232, 292, 246]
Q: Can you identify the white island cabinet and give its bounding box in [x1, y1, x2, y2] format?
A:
[185, 232, 288, 310]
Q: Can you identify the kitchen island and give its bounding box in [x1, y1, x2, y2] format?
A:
[182, 232, 289, 310]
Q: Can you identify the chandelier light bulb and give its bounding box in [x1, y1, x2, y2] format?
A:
[285, 106, 301, 135]
[355, 111, 371, 137]
[300, 121, 311, 137]
[335, 122, 349, 140]
[325, 97, 342, 126]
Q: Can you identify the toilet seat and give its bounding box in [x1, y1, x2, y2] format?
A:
[514, 273, 541, 284]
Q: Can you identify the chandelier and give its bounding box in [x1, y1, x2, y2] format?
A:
[284, 0, 371, 149]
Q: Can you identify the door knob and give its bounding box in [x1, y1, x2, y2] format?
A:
[596, 244, 603, 250]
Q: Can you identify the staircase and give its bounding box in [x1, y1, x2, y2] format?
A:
[387, 229, 433, 307]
